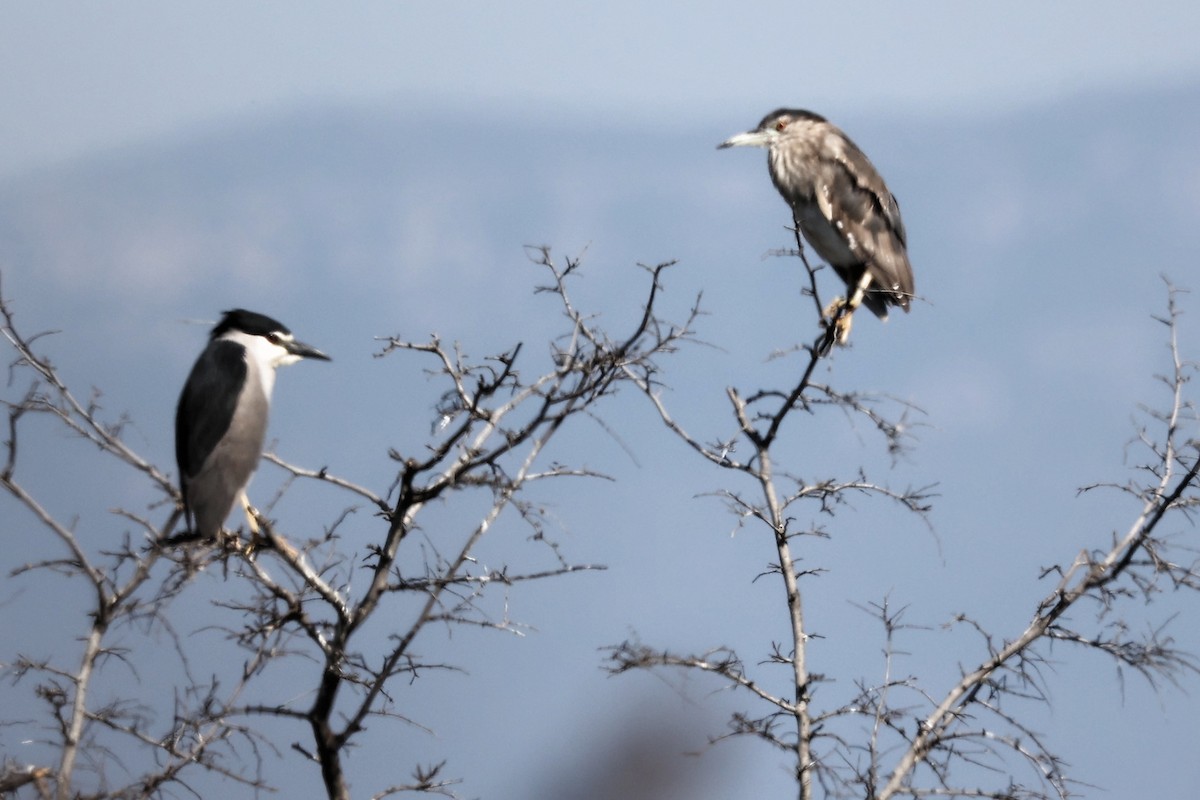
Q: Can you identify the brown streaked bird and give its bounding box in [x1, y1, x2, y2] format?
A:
[719, 108, 914, 347]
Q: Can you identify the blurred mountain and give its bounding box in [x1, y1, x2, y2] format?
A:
[2, 84, 1197, 310]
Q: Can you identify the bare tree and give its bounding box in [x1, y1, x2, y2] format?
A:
[604, 236, 1200, 800]
[0, 254, 697, 800]
[4, 241, 1197, 800]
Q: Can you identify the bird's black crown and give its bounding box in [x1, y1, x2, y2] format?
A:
[210, 309, 291, 340]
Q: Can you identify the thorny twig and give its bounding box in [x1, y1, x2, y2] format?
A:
[607, 254, 1199, 800]
[0, 254, 692, 799]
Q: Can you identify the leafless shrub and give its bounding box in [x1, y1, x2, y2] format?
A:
[604, 238, 1200, 800]
[0, 254, 696, 800]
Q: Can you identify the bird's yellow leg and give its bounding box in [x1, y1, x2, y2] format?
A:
[845, 271, 872, 316]
[834, 307, 855, 345]
[821, 272, 873, 349]
[822, 295, 845, 320]
[817, 297, 847, 356]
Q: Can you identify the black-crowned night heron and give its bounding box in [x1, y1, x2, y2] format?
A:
[175, 309, 330, 541]
[719, 108, 915, 347]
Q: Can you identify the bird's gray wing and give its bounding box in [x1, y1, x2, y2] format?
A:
[820, 137, 915, 310]
[176, 340, 247, 485]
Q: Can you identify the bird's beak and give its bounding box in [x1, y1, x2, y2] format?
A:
[718, 129, 773, 150]
[286, 340, 331, 361]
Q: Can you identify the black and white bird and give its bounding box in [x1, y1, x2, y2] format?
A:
[719, 108, 915, 346]
[175, 309, 330, 541]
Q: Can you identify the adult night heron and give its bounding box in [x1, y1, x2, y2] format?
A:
[175, 309, 330, 541]
[719, 108, 914, 347]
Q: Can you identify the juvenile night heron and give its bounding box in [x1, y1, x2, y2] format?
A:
[719, 108, 915, 347]
[175, 309, 330, 541]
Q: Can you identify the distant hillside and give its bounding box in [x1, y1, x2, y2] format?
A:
[1, 83, 1197, 337]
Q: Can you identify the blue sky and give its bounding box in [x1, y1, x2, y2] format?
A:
[4, 1, 1200, 177]
[4, 3, 1200, 798]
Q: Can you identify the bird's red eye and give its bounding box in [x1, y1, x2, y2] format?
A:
[775, 120, 788, 132]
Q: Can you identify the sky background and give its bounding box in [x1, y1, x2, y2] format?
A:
[3, 3, 1200, 799]
[4, 1, 1200, 179]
